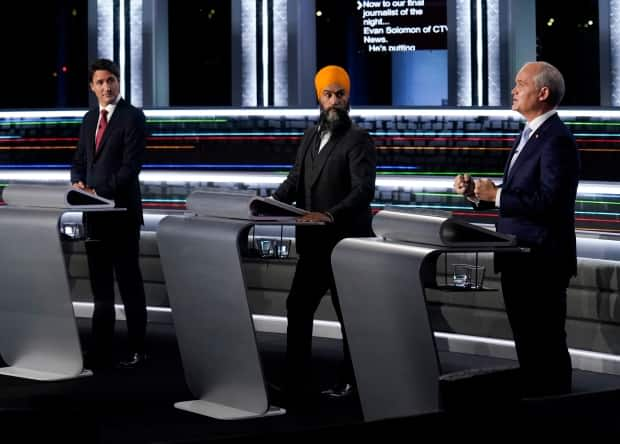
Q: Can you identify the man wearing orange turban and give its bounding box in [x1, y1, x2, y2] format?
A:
[272, 65, 376, 409]
[314, 65, 350, 101]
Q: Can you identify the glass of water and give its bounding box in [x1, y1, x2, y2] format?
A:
[256, 239, 275, 258]
[275, 239, 291, 259]
[452, 264, 485, 289]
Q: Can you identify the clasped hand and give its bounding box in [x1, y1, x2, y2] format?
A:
[453, 174, 497, 202]
[297, 211, 332, 223]
[72, 181, 97, 195]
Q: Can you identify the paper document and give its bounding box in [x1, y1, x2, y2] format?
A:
[248, 196, 308, 221]
[3, 184, 115, 209]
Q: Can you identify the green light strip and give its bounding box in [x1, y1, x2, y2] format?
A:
[576, 199, 620, 205]
[566, 121, 620, 126]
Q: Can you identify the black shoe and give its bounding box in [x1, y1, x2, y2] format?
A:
[117, 352, 147, 369]
[321, 383, 355, 399]
[284, 388, 320, 414]
[83, 351, 114, 371]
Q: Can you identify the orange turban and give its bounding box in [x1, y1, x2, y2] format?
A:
[314, 65, 350, 100]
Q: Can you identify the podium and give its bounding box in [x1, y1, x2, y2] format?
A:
[331, 208, 522, 422]
[0, 184, 117, 380]
[157, 189, 305, 419]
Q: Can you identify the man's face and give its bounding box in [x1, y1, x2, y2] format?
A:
[318, 82, 350, 121]
[90, 69, 120, 107]
[511, 63, 545, 119]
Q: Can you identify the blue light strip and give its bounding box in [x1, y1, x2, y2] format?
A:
[371, 131, 517, 137]
[576, 210, 620, 217]
[376, 166, 419, 170]
[0, 118, 83, 124]
[142, 164, 291, 169]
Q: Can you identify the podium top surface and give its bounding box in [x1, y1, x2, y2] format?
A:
[186, 188, 309, 223]
[3, 184, 115, 210]
[373, 208, 516, 248]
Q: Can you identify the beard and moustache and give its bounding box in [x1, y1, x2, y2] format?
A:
[318, 105, 352, 134]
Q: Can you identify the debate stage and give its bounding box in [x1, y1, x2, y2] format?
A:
[2, 319, 620, 443]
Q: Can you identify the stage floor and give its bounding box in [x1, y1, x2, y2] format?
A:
[1, 319, 620, 443]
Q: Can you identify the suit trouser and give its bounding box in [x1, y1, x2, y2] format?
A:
[85, 214, 147, 356]
[500, 253, 572, 397]
[285, 249, 354, 394]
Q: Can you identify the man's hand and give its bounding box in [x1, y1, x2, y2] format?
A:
[72, 181, 96, 194]
[474, 178, 498, 202]
[297, 211, 332, 223]
[454, 174, 475, 197]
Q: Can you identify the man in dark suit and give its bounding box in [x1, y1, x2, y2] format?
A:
[272, 65, 376, 404]
[71, 58, 147, 369]
[454, 61, 580, 397]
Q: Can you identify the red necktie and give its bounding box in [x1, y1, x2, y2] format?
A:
[95, 109, 108, 152]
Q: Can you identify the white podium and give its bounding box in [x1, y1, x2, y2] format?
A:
[332, 208, 522, 421]
[0, 184, 117, 380]
[157, 189, 306, 419]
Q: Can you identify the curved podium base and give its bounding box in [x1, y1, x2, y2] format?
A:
[0, 366, 92, 381]
[158, 215, 281, 419]
[175, 401, 285, 420]
[332, 238, 441, 422]
[0, 207, 88, 381]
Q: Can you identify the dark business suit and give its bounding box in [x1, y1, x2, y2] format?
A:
[494, 113, 579, 396]
[273, 123, 376, 396]
[71, 98, 147, 359]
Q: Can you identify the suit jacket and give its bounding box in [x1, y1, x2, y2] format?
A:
[495, 113, 580, 276]
[273, 124, 377, 254]
[71, 98, 146, 228]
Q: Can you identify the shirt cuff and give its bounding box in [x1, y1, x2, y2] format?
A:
[495, 188, 501, 208]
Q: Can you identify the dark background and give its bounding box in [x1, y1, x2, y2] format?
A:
[1, 1, 88, 109]
[168, 0, 232, 106]
[535, 0, 600, 106]
[0, 0, 603, 108]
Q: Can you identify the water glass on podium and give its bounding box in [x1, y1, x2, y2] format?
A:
[452, 264, 485, 289]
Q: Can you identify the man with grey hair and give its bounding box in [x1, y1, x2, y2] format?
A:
[453, 61, 580, 397]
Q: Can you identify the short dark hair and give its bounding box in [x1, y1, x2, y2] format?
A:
[89, 58, 120, 83]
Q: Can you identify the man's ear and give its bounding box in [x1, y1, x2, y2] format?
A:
[538, 86, 550, 102]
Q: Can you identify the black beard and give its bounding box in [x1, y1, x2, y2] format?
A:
[318, 107, 351, 134]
